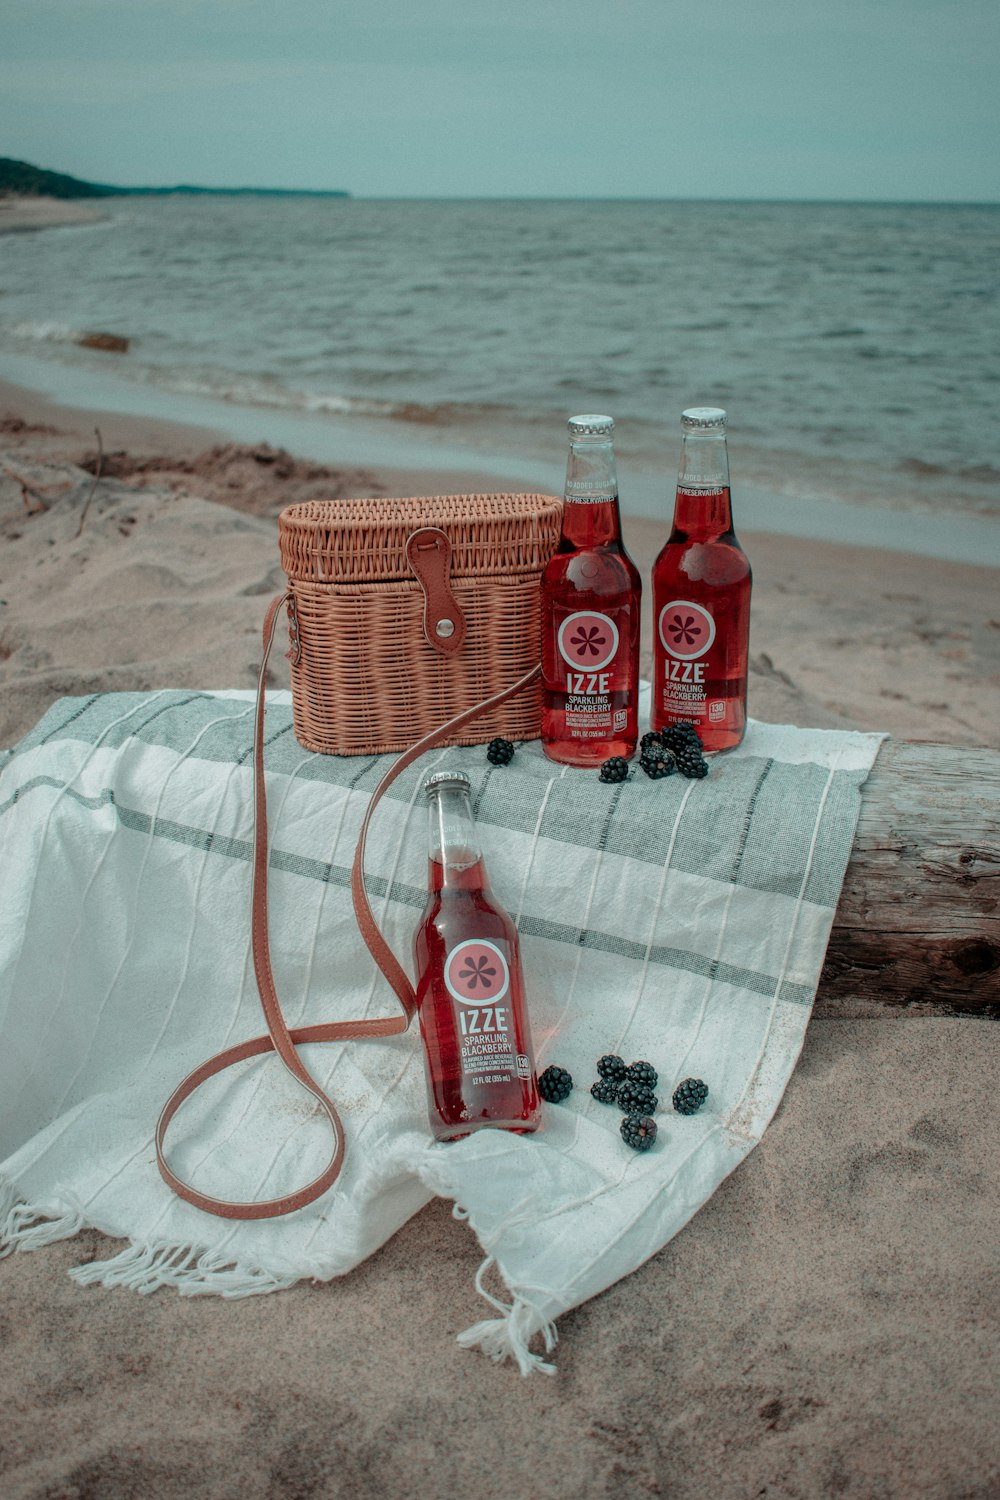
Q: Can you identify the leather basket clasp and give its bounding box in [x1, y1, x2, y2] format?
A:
[405, 528, 466, 656]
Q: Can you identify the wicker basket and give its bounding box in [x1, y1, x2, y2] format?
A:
[278, 493, 563, 756]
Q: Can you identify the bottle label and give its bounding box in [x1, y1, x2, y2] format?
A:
[657, 599, 715, 720]
[444, 939, 524, 1083]
[565, 478, 618, 505]
[552, 607, 630, 737]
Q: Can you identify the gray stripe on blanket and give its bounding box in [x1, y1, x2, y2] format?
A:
[0, 774, 814, 1004]
[12, 692, 862, 911]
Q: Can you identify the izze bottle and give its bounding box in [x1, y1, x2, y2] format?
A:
[652, 408, 752, 753]
[412, 771, 541, 1141]
[541, 415, 641, 766]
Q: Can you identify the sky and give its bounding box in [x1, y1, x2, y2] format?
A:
[2, 0, 998, 201]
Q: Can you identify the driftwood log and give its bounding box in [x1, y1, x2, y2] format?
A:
[820, 741, 1000, 1014]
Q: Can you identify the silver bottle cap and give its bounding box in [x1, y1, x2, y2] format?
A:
[423, 770, 472, 799]
[681, 407, 727, 432]
[568, 414, 615, 438]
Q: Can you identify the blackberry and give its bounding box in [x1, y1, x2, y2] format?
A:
[486, 737, 515, 766]
[639, 750, 676, 780]
[672, 1077, 709, 1115]
[660, 722, 702, 755]
[590, 1078, 620, 1106]
[599, 756, 631, 784]
[674, 744, 710, 779]
[597, 1054, 627, 1083]
[640, 730, 667, 756]
[538, 1065, 573, 1103]
[625, 1060, 658, 1090]
[620, 1114, 657, 1152]
[617, 1081, 658, 1115]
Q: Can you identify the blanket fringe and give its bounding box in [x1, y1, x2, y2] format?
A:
[1, 1178, 296, 1298]
[456, 1254, 559, 1377]
[0, 1177, 84, 1257]
[69, 1239, 299, 1298]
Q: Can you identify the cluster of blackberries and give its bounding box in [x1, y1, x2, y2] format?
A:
[590, 1055, 660, 1151]
[639, 724, 710, 781]
[598, 723, 710, 786]
[591, 1054, 658, 1110]
[538, 1059, 658, 1152]
[487, 724, 710, 782]
[538, 1055, 710, 1151]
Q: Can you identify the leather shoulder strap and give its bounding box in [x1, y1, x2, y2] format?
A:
[155, 593, 539, 1219]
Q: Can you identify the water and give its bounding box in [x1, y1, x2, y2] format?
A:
[2, 196, 999, 535]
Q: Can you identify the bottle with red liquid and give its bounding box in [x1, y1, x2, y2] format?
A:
[541, 414, 642, 766]
[651, 408, 752, 753]
[412, 771, 541, 1141]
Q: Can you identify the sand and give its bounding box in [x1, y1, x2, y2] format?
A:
[0, 195, 108, 234]
[1, 379, 998, 1498]
[3, 380, 997, 754]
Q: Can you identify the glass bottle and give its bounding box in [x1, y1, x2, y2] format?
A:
[541, 415, 642, 766]
[412, 771, 541, 1141]
[651, 408, 752, 753]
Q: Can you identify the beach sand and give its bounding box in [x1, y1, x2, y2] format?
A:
[1, 379, 998, 1498]
[3, 378, 997, 753]
[0, 195, 108, 234]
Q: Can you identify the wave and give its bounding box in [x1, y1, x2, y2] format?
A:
[3, 277, 996, 522]
[2, 321, 531, 439]
[157, 367, 403, 420]
[896, 456, 1000, 485]
[10, 319, 90, 346]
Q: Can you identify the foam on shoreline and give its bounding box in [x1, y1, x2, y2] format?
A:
[2, 354, 998, 567]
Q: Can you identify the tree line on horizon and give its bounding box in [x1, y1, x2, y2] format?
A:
[0, 157, 349, 199]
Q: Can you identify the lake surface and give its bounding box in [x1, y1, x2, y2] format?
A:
[2, 196, 998, 549]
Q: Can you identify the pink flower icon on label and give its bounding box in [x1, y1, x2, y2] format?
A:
[444, 940, 510, 1005]
[557, 610, 620, 671]
[658, 600, 716, 660]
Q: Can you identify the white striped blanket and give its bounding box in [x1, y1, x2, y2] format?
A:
[0, 688, 883, 1373]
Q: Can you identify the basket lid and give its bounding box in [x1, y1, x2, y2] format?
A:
[278, 493, 562, 584]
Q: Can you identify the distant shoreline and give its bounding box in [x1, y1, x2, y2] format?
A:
[0, 156, 349, 202]
[53, 186, 352, 199]
[1, 159, 995, 208]
[0, 196, 107, 233]
[0, 188, 350, 235]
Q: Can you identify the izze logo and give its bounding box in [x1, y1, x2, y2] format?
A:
[658, 600, 716, 660]
[444, 940, 510, 1005]
[557, 610, 619, 673]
